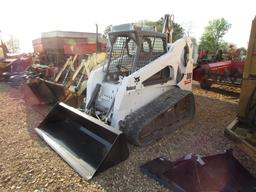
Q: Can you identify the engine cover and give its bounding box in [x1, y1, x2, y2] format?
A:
[95, 82, 119, 113]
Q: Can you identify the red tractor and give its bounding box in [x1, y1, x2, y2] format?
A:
[193, 49, 245, 89]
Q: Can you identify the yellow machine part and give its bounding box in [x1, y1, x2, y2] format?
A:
[54, 55, 78, 83]
[225, 16, 256, 160]
[68, 52, 106, 95]
[238, 16, 256, 119]
[63, 52, 106, 107]
[0, 47, 4, 59]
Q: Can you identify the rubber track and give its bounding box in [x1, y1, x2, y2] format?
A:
[120, 87, 195, 146]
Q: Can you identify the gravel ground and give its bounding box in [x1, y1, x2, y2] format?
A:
[0, 81, 255, 192]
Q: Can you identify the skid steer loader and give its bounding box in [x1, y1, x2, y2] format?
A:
[35, 15, 195, 180]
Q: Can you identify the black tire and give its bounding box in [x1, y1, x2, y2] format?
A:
[200, 77, 212, 90]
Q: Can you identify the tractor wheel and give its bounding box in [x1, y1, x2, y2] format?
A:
[200, 77, 212, 90]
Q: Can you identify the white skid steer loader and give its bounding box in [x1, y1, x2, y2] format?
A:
[35, 15, 195, 180]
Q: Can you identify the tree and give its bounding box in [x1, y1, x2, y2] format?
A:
[190, 37, 199, 63]
[239, 47, 247, 55]
[199, 18, 231, 53]
[6, 35, 20, 53]
[172, 23, 185, 41]
[103, 25, 112, 39]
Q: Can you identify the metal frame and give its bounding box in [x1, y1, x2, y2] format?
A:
[105, 30, 167, 78]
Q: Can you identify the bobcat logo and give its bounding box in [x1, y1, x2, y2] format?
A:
[134, 76, 140, 83]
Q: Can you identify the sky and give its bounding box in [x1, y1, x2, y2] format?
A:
[0, 0, 255, 52]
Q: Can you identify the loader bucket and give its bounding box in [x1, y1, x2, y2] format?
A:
[141, 150, 256, 191]
[41, 79, 66, 100]
[35, 102, 129, 180]
[27, 78, 58, 104]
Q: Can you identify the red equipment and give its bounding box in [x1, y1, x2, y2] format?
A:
[32, 31, 107, 67]
[0, 41, 33, 78]
[193, 60, 244, 89]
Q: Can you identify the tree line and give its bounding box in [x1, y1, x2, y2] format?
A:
[4, 17, 246, 55]
[103, 17, 246, 55]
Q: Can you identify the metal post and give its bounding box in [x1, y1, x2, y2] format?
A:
[96, 24, 99, 53]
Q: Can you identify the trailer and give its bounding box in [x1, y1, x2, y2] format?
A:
[32, 31, 107, 67]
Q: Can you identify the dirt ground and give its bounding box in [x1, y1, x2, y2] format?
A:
[0, 82, 255, 192]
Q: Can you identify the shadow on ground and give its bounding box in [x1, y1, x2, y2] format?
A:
[210, 86, 240, 98]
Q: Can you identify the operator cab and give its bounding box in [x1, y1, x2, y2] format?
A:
[104, 24, 167, 83]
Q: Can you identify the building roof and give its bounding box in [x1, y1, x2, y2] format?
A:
[36, 31, 107, 43]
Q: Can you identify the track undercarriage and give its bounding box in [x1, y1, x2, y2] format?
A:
[120, 87, 195, 146]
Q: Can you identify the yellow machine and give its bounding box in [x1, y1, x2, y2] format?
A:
[0, 41, 15, 73]
[26, 53, 106, 107]
[225, 16, 256, 160]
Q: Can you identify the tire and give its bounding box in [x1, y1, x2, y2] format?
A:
[200, 77, 212, 90]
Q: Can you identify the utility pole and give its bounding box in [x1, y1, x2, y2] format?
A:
[96, 24, 99, 53]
